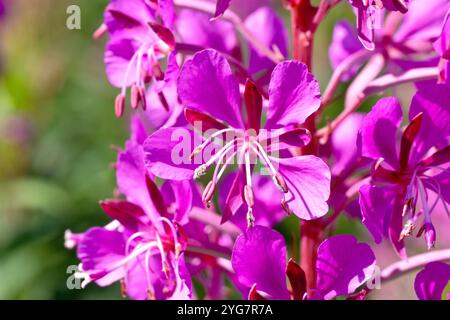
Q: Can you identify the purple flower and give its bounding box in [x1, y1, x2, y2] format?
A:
[103, 0, 176, 117]
[231, 225, 376, 300]
[144, 49, 331, 224]
[414, 262, 450, 300]
[65, 116, 193, 299]
[332, 0, 449, 79]
[348, 0, 409, 50]
[358, 88, 450, 256]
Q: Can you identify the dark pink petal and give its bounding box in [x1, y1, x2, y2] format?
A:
[286, 259, 307, 300]
[329, 20, 364, 81]
[144, 127, 199, 181]
[100, 200, 146, 232]
[231, 226, 290, 300]
[244, 7, 288, 74]
[148, 22, 175, 50]
[409, 84, 450, 165]
[316, 235, 376, 299]
[184, 108, 228, 133]
[274, 156, 331, 220]
[265, 61, 321, 129]
[244, 79, 262, 132]
[178, 49, 244, 128]
[77, 227, 126, 286]
[399, 112, 423, 169]
[213, 0, 232, 19]
[359, 97, 402, 170]
[415, 262, 450, 300]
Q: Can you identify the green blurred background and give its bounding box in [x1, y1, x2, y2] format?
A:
[0, 0, 431, 299]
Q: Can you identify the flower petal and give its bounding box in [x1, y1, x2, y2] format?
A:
[77, 227, 126, 286]
[359, 97, 402, 170]
[265, 61, 321, 129]
[359, 183, 407, 257]
[316, 235, 376, 299]
[231, 226, 290, 299]
[329, 20, 364, 81]
[244, 7, 288, 74]
[177, 49, 244, 128]
[409, 84, 450, 164]
[414, 262, 450, 300]
[274, 156, 331, 220]
[144, 127, 199, 181]
[176, 9, 237, 54]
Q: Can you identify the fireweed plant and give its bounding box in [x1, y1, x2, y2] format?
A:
[65, 0, 450, 300]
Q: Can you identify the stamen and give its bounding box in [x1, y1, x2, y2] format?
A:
[281, 198, 293, 215]
[115, 93, 125, 118]
[131, 85, 140, 110]
[202, 181, 217, 208]
[189, 128, 235, 160]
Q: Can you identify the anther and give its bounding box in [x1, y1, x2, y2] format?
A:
[244, 185, 255, 208]
[120, 279, 127, 298]
[193, 165, 207, 179]
[131, 85, 140, 110]
[273, 173, 288, 193]
[399, 219, 415, 241]
[139, 86, 147, 110]
[202, 181, 217, 208]
[246, 208, 255, 228]
[115, 93, 125, 118]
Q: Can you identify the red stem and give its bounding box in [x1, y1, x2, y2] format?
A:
[289, 0, 321, 293]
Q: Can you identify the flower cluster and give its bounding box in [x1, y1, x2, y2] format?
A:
[66, 0, 450, 300]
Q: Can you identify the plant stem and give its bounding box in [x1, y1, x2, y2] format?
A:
[381, 249, 450, 283]
[289, 0, 322, 293]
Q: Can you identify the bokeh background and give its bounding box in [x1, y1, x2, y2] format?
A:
[0, 0, 446, 299]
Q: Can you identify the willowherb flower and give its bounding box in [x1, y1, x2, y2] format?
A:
[414, 261, 450, 300]
[65, 116, 193, 299]
[102, 0, 177, 117]
[331, 0, 450, 82]
[231, 225, 376, 300]
[144, 49, 331, 225]
[358, 86, 450, 256]
[347, 0, 409, 50]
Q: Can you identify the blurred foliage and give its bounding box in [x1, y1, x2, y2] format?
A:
[0, 0, 424, 300]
